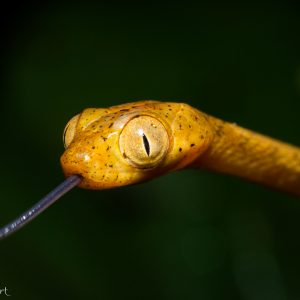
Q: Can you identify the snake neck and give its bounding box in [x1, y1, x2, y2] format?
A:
[191, 115, 300, 196]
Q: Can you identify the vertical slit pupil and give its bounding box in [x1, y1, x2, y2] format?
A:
[142, 133, 150, 156]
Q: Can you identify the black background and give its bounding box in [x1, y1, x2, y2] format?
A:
[0, 1, 300, 299]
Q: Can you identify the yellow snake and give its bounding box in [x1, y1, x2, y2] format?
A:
[1, 100, 299, 240]
[62, 100, 300, 195]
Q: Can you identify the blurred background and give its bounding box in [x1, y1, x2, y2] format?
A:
[1, 1, 300, 299]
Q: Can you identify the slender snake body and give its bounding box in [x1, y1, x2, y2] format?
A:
[62, 101, 300, 196]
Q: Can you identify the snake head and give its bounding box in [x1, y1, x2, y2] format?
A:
[60, 101, 213, 189]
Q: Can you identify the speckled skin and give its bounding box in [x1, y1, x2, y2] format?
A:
[195, 116, 300, 196]
[61, 101, 213, 189]
[61, 101, 300, 196]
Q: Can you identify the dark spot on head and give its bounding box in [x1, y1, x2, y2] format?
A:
[92, 146, 95, 149]
[179, 147, 182, 152]
[215, 124, 224, 137]
[190, 143, 195, 147]
[101, 136, 107, 141]
[108, 123, 113, 128]
[201, 135, 204, 139]
[120, 109, 129, 112]
[189, 125, 191, 128]
[109, 164, 113, 168]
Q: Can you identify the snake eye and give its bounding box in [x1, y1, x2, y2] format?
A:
[63, 114, 80, 148]
[119, 116, 169, 168]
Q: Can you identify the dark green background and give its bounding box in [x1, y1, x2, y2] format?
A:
[1, 2, 300, 299]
